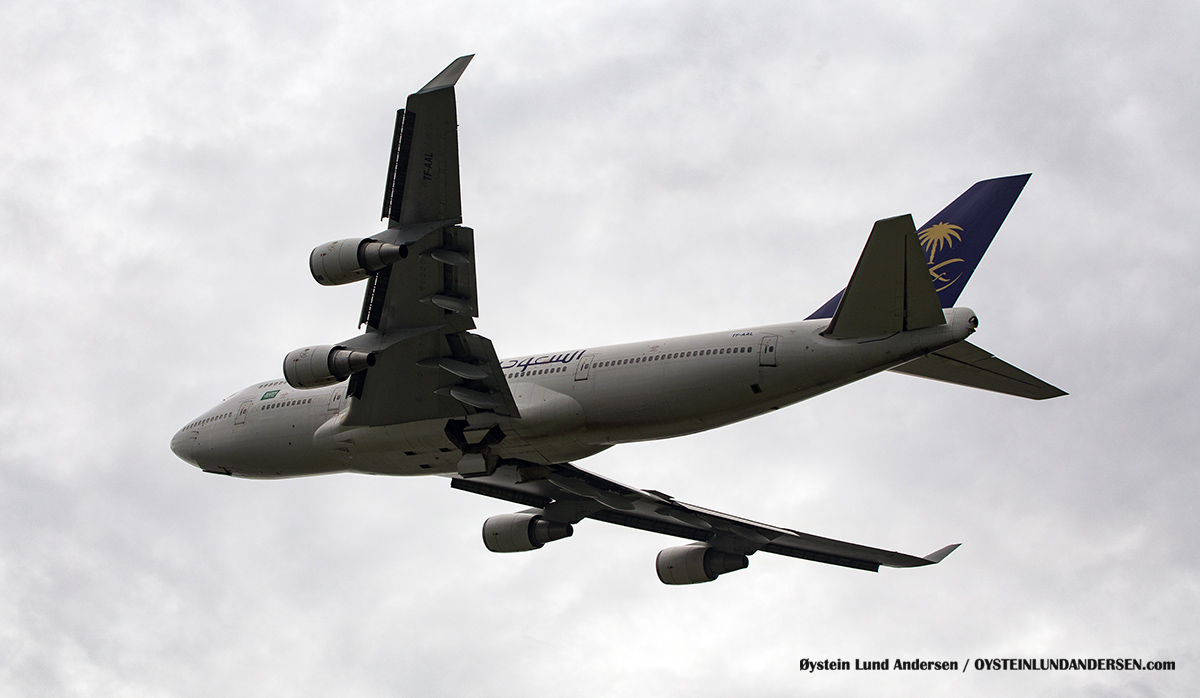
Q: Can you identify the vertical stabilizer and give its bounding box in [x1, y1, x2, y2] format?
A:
[809, 174, 1031, 319]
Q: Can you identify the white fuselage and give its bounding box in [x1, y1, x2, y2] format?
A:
[171, 309, 976, 478]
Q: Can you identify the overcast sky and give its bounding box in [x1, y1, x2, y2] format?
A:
[2, 1, 1197, 696]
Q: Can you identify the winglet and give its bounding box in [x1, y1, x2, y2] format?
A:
[922, 543, 960, 564]
[415, 55, 475, 94]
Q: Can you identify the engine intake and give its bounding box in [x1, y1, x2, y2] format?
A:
[483, 512, 573, 553]
[656, 544, 749, 585]
[309, 238, 405, 286]
[283, 345, 375, 389]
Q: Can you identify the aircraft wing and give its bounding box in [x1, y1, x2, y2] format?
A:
[451, 461, 958, 572]
[337, 55, 519, 427]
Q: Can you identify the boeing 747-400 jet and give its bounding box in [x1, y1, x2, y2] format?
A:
[171, 56, 1065, 585]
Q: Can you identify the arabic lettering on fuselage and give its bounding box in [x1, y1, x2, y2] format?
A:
[500, 349, 587, 372]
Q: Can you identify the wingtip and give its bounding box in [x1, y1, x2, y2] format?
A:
[923, 543, 961, 564]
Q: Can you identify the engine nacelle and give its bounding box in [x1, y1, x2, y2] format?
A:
[283, 345, 375, 389]
[656, 544, 749, 585]
[309, 238, 405, 286]
[483, 512, 574, 553]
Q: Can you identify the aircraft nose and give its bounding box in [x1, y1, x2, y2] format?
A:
[170, 429, 199, 466]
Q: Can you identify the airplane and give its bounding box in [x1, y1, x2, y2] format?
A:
[170, 55, 1065, 585]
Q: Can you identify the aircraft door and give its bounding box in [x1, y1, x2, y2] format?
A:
[327, 388, 344, 411]
[234, 400, 253, 425]
[574, 355, 594, 381]
[759, 335, 778, 367]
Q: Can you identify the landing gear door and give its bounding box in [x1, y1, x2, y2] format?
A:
[574, 355, 594, 381]
[759, 335, 778, 367]
[234, 400, 253, 425]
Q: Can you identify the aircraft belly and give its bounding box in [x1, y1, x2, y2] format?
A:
[494, 436, 610, 465]
[310, 417, 471, 476]
[498, 381, 609, 463]
[579, 355, 776, 444]
[508, 382, 584, 437]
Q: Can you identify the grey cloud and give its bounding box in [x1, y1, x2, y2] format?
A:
[1, 1, 1195, 696]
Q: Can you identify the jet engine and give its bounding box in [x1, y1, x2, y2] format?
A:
[282, 345, 375, 389]
[655, 544, 749, 585]
[483, 512, 574, 552]
[309, 238, 406, 286]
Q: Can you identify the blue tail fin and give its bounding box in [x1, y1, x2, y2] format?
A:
[807, 174, 1031, 319]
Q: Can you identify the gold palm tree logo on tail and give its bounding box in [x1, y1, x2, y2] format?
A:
[917, 222, 966, 292]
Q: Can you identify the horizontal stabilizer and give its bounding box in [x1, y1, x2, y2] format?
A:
[891, 340, 1067, 400]
[824, 214, 945, 338]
